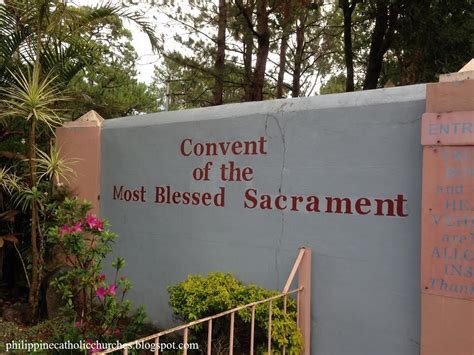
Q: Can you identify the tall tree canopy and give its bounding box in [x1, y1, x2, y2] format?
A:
[151, 0, 472, 108]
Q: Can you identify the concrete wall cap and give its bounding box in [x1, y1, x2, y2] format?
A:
[64, 110, 104, 127]
[459, 58, 474, 72]
[103, 84, 426, 130]
[439, 58, 474, 82]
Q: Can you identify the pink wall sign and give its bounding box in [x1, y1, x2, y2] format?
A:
[422, 111, 474, 146]
[422, 145, 474, 300]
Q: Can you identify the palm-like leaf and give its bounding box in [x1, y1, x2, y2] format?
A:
[100, 4, 160, 51]
[0, 68, 67, 131]
[13, 185, 46, 212]
[35, 144, 78, 184]
[0, 8, 30, 85]
[39, 36, 102, 88]
[0, 166, 21, 193]
[62, 3, 159, 51]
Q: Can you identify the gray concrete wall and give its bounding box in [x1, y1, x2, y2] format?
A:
[100, 84, 426, 355]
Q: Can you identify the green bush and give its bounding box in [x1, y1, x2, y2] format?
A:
[168, 272, 303, 354]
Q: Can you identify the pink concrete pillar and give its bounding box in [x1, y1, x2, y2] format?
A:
[420, 77, 474, 355]
[298, 247, 312, 355]
[56, 110, 103, 214]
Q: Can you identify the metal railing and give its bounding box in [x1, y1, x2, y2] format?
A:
[99, 247, 311, 355]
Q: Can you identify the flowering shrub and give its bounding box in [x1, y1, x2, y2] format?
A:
[47, 198, 146, 346]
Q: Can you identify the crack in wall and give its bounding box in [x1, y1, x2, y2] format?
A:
[264, 112, 287, 288]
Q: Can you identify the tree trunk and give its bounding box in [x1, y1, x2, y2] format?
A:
[235, 0, 268, 101]
[28, 117, 42, 319]
[252, 34, 270, 101]
[363, 1, 398, 90]
[212, 0, 227, 105]
[251, 0, 270, 101]
[243, 30, 254, 101]
[28, 3, 46, 322]
[292, 12, 305, 97]
[236, 0, 255, 102]
[341, 0, 357, 92]
[398, 49, 423, 85]
[276, 0, 292, 99]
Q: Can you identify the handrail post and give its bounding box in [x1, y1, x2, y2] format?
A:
[298, 247, 312, 355]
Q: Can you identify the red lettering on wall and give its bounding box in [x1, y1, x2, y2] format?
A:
[179, 137, 268, 157]
[113, 185, 146, 202]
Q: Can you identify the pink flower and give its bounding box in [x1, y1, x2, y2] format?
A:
[71, 222, 83, 233]
[98, 274, 106, 281]
[86, 214, 103, 232]
[74, 321, 81, 328]
[95, 284, 116, 300]
[95, 287, 108, 301]
[107, 284, 117, 297]
[114, 328, 121, 336]
[59, 222, 83, 236]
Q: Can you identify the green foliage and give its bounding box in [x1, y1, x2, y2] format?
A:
[0, 0, 159, 121]
[168, 272, 303, 354]
[326, 0, 473, 89]
[35, 144, 77, 185]
[47, 198, 147, 344]
[0, 63, 72, 317]
[152, 51, 246, 110]
[319, 73, 347, 95]
[68, 68, 159, 119]
[0, 167, 20, 194]
[0, 68, 66, 131]
[0, 318, 67, 350]
[388, 0, 473, 84]
[0, 0, 159, 88]
[66, 15, 159, 119]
